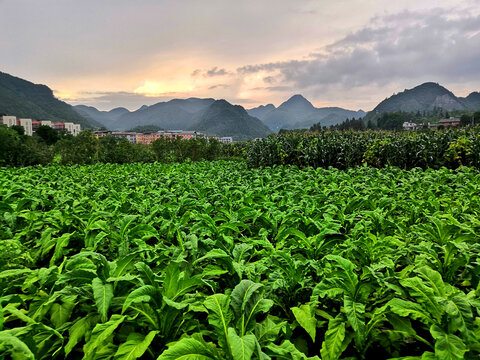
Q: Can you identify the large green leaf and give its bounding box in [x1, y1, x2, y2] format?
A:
[0, 268, 32, 280]
[157, 337, 217, 360]
[430, 325, 467, 360]
[50, 232, 75, 266]
[122, 285, 159, 313]
[204, 294, 233, 351]
[415, 266, 446, 297]
[227, 327, 256, 360]
[113, 250, 145, 278]
[0, 333, 35, 360]
[83, 314, 125, 360]
[64, 314, 98, 356]
[265, 340, 320, 360]
[399, 277, 443, 320]
[387, 298, 434, 325]
[49, 295, 76, 328]
[92, 277, 114, 322]
[114, 331, 158, 360]
[231, 280, 273, 336]
[291, 304, 317, 342]
[163, 262, 204, 302]
[255, 315, 287, 345]
[343, 295, 365, 345]
[135, 262, 159, 286]
[440, 292, 472, 334]
[320, 316, 346, 360]
[325, 255, 358, 296]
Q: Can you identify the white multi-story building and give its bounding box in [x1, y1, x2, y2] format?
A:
[2, 116, 81, 136]
[64, 122, 82, 136]
[19, 118, 33, 136]
[64, 122, 74, 135]
[219, 137, 233, 143]
[1, 115, 17, 127]
[73, 124, 81, 136]
[112, 132, 137, 144]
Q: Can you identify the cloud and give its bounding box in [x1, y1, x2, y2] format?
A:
[208, 84, 230, 90]
[66, 91, 176, 111]
[236, 8, 480, 100]
[205, 67, 229, 77]
[192, 67, 231, 78]
[191, 69, 202, 77]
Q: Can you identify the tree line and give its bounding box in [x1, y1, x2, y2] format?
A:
[0, 125, 241, 167]
[310, 110, 480, 131]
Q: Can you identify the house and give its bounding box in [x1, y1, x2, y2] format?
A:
[219, 137, 233, 143]
[402, 122, 419, 131]
[41, 120, 53, 127]
[136, 132, 164, 144]
[438, 117, 460, 127]
[93, 130, 112, 138]
[112, 132, 137, 144]
[53, 122, 65, 131]
[32, 121, 41, 132]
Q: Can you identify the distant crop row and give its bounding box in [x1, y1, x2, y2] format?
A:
[246, 127, 480, 169]
[1, 162, 480, 359]
[2, 124, 480, 170]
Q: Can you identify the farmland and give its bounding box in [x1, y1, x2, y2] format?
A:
[1, 161, 480, 359]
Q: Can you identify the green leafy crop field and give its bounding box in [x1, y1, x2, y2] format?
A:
[1, 162, 479, 359]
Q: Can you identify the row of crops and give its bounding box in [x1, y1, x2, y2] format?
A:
[245, 128, 480, 169]
[3, 124, 480, 170]
[1, 161, 479, 359]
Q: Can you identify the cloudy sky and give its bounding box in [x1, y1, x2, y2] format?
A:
[1, 0, 480, 111]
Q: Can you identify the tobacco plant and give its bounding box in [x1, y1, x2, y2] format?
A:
[0, 162, 479, 359]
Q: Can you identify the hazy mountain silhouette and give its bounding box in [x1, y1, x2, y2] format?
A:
[110, 98, 215, 130]
[460, 92, 480, 109]
[74, 105, 129, 128]
[248, 94, 365, 132]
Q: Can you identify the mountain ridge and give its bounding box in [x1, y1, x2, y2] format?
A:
[190, 99, 271, 140]
[365, 82, 480, 123]
[248, 94, 366, 132]
[0, 72, 95, 128]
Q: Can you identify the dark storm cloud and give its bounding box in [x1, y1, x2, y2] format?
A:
[237, 9, 480, 92]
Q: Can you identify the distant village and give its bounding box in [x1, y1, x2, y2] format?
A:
[1, 115, 81, 136]
[2, 113, 465, 142]
[1, 114, 234, 144]
[93, 130, 233, 144]
[402, 117, 461, 131]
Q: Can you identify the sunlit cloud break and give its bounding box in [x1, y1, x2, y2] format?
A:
[134, 80, 194, 97]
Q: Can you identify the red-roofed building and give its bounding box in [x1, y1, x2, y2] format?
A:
[32, 121, 41, 131]
[53, 122, 65, 130]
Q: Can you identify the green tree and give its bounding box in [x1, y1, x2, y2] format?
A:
[0, 126, 22, 165]
[35, 125, 60, 145]
[10, 125, 25, 135]
[460, 114, 472, 127]
[474, 111, 480, 124]
[55, 130, 99, 165]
